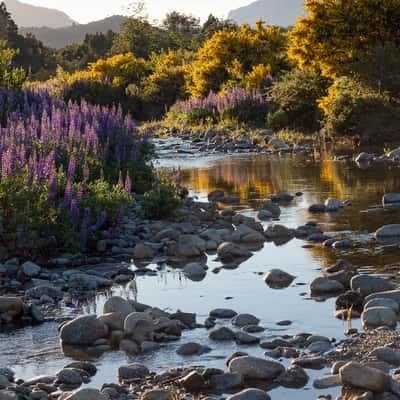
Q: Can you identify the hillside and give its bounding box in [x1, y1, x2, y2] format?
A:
[4, 0, 75, 28]
[20, 15, 127, 49]
[228, 0, 304, 27]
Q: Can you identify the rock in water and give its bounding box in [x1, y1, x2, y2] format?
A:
[264, 269, 295, 289]
[362, 307, 398, 329]
[376, 224, 400, 238]
[339, 362, 390, 393]
[60, 315, 107, 345]
[228, 356, 284, 380]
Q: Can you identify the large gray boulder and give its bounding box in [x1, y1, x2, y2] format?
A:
[365, 290, 400, 305]
[310, 277, 344, 295]
[103, 296, 135, 316]
[118, 364, 150, 381]
[383, 194, 400, 207]
[351, 275, 395, 297]
[217, 242, 252, 263]
[227, 389, 270, 400]
[175, 235, 206, 258]
[376, 225, 400, 238]
[183, 263, 207, 281]
[339, 362, 390, 393]
[362, 307, 398, 329]
[60, 315, 108, 345]
[228, 356, 284, 380]
[264, 269, 295, 289]
[26, 285, 64, 300]
[21, 261, 41, 278]
[64, 389, 107, 400]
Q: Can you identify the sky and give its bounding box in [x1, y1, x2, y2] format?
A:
[21, 0, 251, 23]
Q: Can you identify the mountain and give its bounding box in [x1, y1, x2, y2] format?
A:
[228, 0, 304, 27]
[4, 0, 75, 28]
[20, 15, 127, 49]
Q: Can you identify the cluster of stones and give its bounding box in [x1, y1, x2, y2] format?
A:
[59, 296, 196, 358]
[0, 295, 44, 326]
[153, 129, 314, 156]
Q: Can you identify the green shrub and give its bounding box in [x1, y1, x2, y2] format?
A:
[319, 77, 400, 143]
[268, 69, 329, 132]
[141, 182, 181, 219]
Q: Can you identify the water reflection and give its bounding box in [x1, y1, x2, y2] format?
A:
[158, 154, 400, 271]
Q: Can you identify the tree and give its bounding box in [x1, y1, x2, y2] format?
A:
[188, 21, 287, 97]
[288, 0, 400, 92]
[0, 40, 25, 89]
[200, 14, 237, 40]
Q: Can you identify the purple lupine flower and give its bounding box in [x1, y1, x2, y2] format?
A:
[118, 171, 123, 187]
[67, 155, 76, 182]
[124, 173, 132, 194]
[60, 180, 73, 210]
[76, 183, 84, 205]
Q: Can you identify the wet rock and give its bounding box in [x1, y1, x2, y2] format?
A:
[310, 277, 344, 295]
[97, 312, 126, 331]
[366, 290, 400, 305]
[183, 263, 207, 281]
[308, 341, 332, 354]
[228, 356, 285, 380]
[210, 308, 237, 319]
[351, 275, 395, 297]
[362, 307, 397, 329]
[325, 198, 344, 212]
[133, 244, 154, 260]
[271, 193, 294, 203]
[243, 325, 265, 333]
[68, 273, 112, 290]
[260, 201, 281, 218]
[60, 315, 108, 346]
[64, 388, 107, 400]
[277, 365, 309, 389]
[0, 369, 14, 382]
[268, 139, 288, 150]
[208, 190, 225, 202]
[339, 362, 390, 393]
[383, 194, 400, 207]
[260, 338, 293, 349]
[64, 362, 97, 377]
[30, 303, 45, 323]
[217, 242, 252, 263]
[376, 225, 400, 239]
[0, 391, 17, 400]
[21, 261, 41, 278]
[364, 298, 400, 314]
[180, 371, 205, 393]
[227, 388, 270, 400]
[103, 297, 135, 316]
[332, 240, 353, 250]
[141, 389, 173, 400]
[336, 291, 364, 313]
[0, 297, 23, 317]
[232, 314, 260, 327]
[56, 368, 84, 385]
[369, 347, 400, 366]
[170, 311, 196, 328]
[209, 327, 236, 341]
[177, 342, 211, 356]
[264, 225, 294, 239]
[264, 269, 295, 289]
[220, 196, 241, 205]
[119, 339, 139, 355]
[313, 375, 342, 389]
[257, 210, 273, 220]
[209, 372, 243, 391]
[0, 375, 10, 390]
[235, 331, 260, 345]
[356, 153, 373, 163]
[174, 235, 206, 258]
[118, 364, 149, 381]
[309, 204, 326, 213]
[26, 285, 64, 300]
[292, 356, 327, 370]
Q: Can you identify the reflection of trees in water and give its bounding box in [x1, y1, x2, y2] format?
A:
[162, 154, 400, 271]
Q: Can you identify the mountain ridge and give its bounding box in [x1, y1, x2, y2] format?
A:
[4, 0, 75, 28]
[228, 0, 304, 27]
[20, 15, 127, 48]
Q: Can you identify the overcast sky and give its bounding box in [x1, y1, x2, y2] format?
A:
[21, 0, 251, 23]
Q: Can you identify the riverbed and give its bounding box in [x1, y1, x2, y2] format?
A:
[3, 141, 400, 399]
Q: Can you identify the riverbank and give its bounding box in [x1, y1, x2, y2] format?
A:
[4, 139, 400, 400]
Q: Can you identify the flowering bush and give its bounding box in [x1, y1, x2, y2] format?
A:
[0, 88, 153, 256]
[167, 87, 268, 126]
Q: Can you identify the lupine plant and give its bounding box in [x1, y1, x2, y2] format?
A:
[0, 88, 154, 256]
[167, 87, 268, 126]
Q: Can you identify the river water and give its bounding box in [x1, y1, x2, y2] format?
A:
[2, 142, 400, 399]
